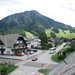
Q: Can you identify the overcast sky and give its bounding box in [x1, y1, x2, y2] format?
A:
[0, 0, 75, 27]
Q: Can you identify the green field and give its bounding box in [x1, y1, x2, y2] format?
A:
[25, 31, 33, 37]
[9, 29, 33, 38]
[56, 29, 75, 38]
[45, 29, 75, 38]
[45, 29, 52, 37]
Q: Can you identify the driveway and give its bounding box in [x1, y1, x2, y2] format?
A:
[10, 66, 38, 75]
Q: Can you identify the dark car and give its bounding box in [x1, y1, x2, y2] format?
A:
[32, 49, 37, 52]
[29, 51, 34, 54]
[63, 44, 67, 47]
[31, 57, 38, 61]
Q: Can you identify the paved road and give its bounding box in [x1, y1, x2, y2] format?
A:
[55, 43, 66, 53]
[24, 62, 47, 68]
[10, 66, 38, 75]
[9, 43, 66, 75]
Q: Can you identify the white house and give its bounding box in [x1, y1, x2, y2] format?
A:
[26, 36, 41, 48]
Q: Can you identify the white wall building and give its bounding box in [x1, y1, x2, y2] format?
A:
[27, 36, 41, 48]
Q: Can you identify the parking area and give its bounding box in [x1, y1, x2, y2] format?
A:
[9, 43, 67, 75]
[24, 62, 47, 68]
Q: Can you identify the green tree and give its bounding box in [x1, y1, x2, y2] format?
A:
[39, 32, 48, 49]
[52, 28, 59, 33]
[50, 32, 56, 38]
[21, 31, 26, 37]
[69, 41, 75, 52]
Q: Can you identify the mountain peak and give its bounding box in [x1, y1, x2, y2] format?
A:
[23, 10, 41, 17]
[24, 10, 39, 13]
[0, 10, 74, 34]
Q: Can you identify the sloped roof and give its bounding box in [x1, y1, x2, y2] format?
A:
[49, 52, 75, 75]
[0, 40, 4, 45]
[0, 34, 21, 48]
[48, 38, 60, 43]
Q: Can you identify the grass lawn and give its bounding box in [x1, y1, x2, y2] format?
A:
[52, 53, 62, 63]
[38, 69, 49, 74]
[51, 48, 69, 63]
[0, 64, 17, 75]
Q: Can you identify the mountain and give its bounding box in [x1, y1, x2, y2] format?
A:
[0, 10, 74, 35]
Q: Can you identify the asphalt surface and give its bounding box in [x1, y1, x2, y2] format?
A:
[0, 43, 66, 75]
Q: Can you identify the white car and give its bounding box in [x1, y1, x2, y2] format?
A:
[49, 47, 56, 50]
[49, 50, 56, 54]
[49, 47, 56, 54]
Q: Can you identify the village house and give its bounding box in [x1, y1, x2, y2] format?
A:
[0, 34, 41, 55]
[12, 36, 27, 55]
[48, 37, 61, 47]
[26, 36, 41, 49]
[0, 34, 27, 55]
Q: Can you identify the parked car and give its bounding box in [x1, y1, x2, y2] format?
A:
[31, 57, 38, 61]
[49, 47, 56, 50]
[49, 47, 56, 54]
[32, 49, 37, 52]
[63, 44, 67, 47]
[30, 51, 34, 54]
[49, 50, 56, 54]
[16, 52, 25, 56]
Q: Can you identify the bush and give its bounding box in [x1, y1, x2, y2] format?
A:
[38, 69, 49, 74]
[52, 53, 62, 62]
[46, 43, 53, 49]
[1, 69, 6, 75]
[52, 48, 68, 62]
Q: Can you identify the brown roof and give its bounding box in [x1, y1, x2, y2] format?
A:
[48, 38, 60, 43]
